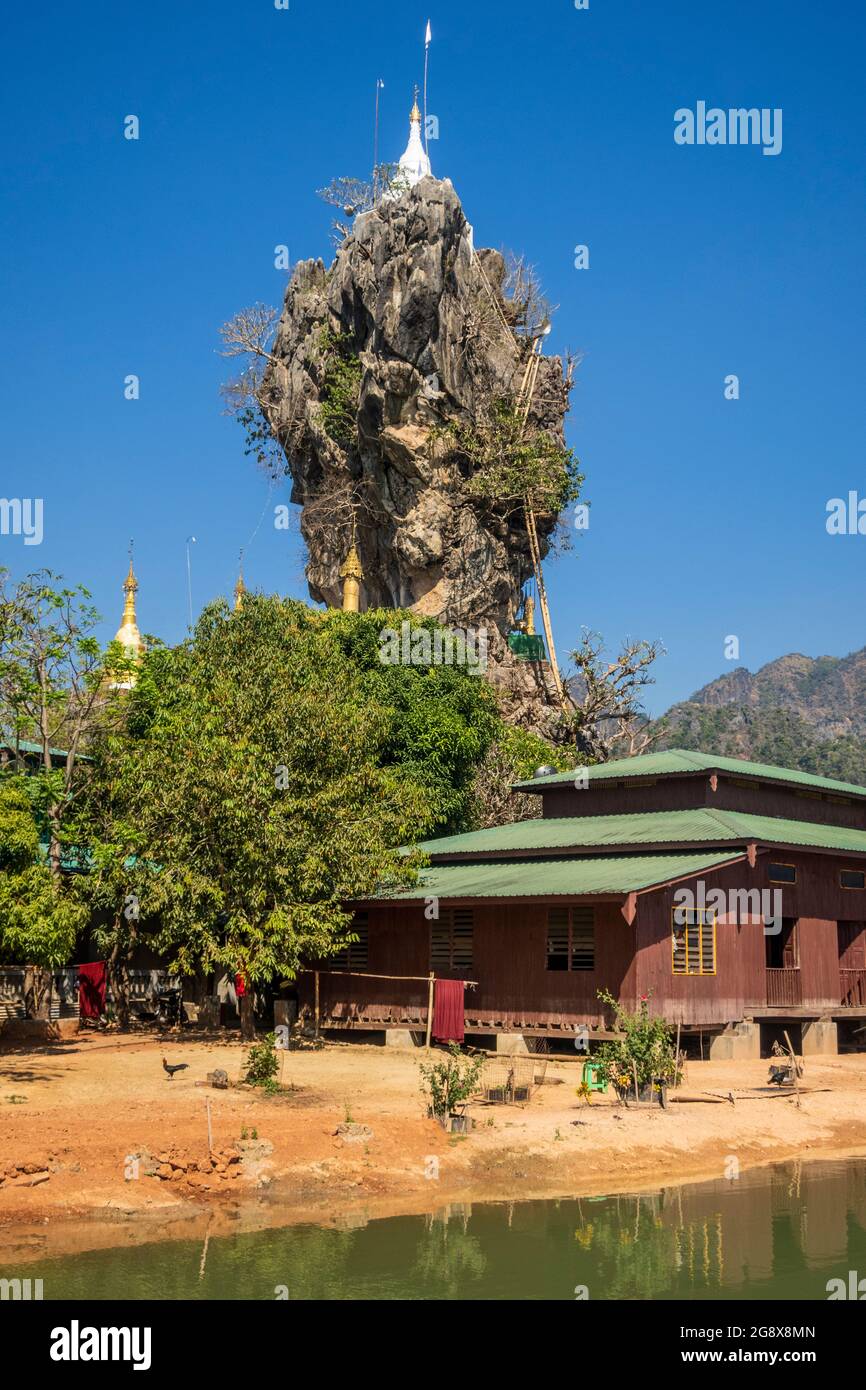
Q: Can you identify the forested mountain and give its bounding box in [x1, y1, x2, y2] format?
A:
[653, 648, 866, 783]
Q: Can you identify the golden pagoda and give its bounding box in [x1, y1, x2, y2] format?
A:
[339, 521, 364, 613]
[109, 550, 145, 689]
[234, 566, 246, 612]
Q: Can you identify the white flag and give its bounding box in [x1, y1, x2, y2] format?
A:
[425, 20, 432, 45]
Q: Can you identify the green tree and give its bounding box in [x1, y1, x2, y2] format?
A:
[471, 723, 572, 828]
[321, 609, 502, 834]
[454, 396, 582, 519]
[0, 780, 84, 1011]
[67, 791, 158, 1027]
[0, 570, 133, 1012]
[93, 595, 438, 1037]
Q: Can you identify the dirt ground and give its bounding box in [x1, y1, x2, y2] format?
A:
[2, 1029, 866, 1262]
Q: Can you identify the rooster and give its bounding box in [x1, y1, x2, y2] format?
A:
[162, 1056, 189, 1080]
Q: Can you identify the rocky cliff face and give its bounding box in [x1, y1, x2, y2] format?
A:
[261, 177, 571, 653]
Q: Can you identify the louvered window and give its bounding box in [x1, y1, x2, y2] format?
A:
[671, 908, 716, 976]
[431, 908, 474, 972]
[546, 907, 595, 972]
[330, 912, 369, 970]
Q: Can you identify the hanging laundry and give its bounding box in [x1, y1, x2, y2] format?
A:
[432, 978, 465, 1044]
[78, 961, 107, 1020]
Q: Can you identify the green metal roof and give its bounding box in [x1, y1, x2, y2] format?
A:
[416, 808, 866, 859]
[1, 737, 76, 760]
[513, 747, 866, 799]
[387, 851, 744, 901]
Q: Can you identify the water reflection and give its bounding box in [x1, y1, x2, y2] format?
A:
[10, 1157, 866, 1301]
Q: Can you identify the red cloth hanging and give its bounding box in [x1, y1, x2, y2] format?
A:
[235, 973, 247, 999]
[432, 978, 465, 1044]
[78, 961, 107, 1020]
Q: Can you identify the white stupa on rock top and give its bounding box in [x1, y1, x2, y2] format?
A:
[386, 89, 432, 198]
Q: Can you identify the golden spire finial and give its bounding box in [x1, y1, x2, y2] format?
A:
[234, 551, 246, 612]
[410, 85, 421, 124]
[339, 515, 364, 612]
[110, 540, 144, 688]
[121, 539, 138, 619]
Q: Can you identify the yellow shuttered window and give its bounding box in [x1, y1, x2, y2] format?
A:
[671, 908, 716, 976]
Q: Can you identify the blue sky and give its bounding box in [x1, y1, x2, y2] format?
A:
[1, 0, 864, 715]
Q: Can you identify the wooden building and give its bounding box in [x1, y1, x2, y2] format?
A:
[301, 750, 866, 1057]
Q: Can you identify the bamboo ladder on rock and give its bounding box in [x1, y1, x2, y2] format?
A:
[515, 337, 569, 714]
[470, 246, 570, 716]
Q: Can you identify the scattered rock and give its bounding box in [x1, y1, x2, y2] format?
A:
[237, 1139, 273, 1160]
[127, 1148, 160, 1178]
[334, 1123, 374, 1144]
[12, 1170, 50, 1187]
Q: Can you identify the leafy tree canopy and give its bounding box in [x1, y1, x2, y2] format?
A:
[0, 779, 83, 968]
[87, 597, 503, 990]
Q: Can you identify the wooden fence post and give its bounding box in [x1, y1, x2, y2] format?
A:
[425, 973, 434, 1050]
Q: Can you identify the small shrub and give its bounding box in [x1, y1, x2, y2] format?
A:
[451, 396, 583, 516]
[595, 991, 679, 1093]
[244, 1032, 280, 1090]
[317, 329, 361, 448]
[419, 1045, 484, 1119]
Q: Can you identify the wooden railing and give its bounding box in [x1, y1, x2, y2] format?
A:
[766, 968, 803, 1007]
[840, 969, 866, 1008]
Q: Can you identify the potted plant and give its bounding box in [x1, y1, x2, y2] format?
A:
[419, 1045, 484, 1132]
[595, 991, 679, 1107]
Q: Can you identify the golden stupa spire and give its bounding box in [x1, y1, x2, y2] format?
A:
[110, 542, 145, 688]
[234, 553, 246, 612]
[410, 84, 422, 124]
[339, 515, 364, 613]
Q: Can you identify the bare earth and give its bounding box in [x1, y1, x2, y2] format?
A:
[2, 1031, 866, 1263]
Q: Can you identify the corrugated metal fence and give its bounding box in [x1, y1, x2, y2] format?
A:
[0, 966, 176, 1022]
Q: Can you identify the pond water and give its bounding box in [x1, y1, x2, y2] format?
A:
[12, 1157, 866, 1300]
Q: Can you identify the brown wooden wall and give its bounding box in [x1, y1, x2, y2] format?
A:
[299, 850, 866, 1032]
[540, 778, 713, 819]
[539, 774, 866, 831]
[299, 900, 637, 1031]
[635, 851, 866, 1026]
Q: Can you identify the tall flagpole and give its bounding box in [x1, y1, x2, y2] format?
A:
[423, 19, 432, 157]
[373, 77, 384, 203]
[185, 535, 196, 630]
